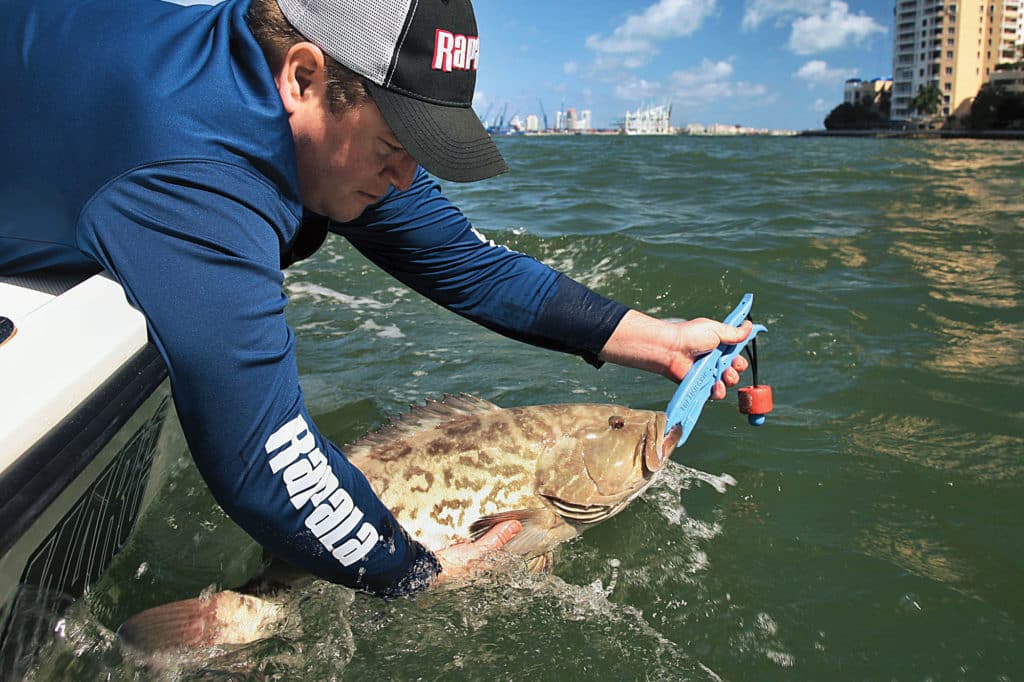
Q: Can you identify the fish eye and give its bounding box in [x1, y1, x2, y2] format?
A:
[608, 416, 625, 429]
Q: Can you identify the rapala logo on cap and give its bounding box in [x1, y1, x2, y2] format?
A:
[432, 29, 479, 72]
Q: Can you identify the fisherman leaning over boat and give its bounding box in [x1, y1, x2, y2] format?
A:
[0, 0, 751, 596]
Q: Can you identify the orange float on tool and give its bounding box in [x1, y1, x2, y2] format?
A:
[738, 385, 773, 425]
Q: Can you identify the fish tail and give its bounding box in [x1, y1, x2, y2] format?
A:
[118, 591, 281, 652]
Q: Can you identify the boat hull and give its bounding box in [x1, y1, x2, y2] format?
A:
[0, 273, 173, 677]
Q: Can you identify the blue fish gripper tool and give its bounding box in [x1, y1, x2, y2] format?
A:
[664, 293, 772, 450]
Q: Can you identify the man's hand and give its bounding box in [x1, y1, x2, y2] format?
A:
[432, 520, 522, 587]
[599, 310, 752, 399]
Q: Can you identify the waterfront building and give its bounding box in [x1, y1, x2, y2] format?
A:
[622, 103, 673, 135]
[525, 114, 541, 132]
[891, 0, 1023, 122]
[843, 77, 894, 111]
[682, 123, 795, 136]
[989, 62, 1024, 91]
[563, 107, 577, 131]
[508, 115, 526, 133]
[1018, 8, 1024, 55]
[554, 107, 593, 132]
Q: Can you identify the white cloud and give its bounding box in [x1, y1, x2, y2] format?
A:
[742, 0, 828, 31]
[813, 98, 829, 111]
[615, 77, 663, 102]
[666, 58, 768, 103]
[794, 59, 858, 86]
[788, 2, 887, 54]
[564, 61, 579, 75]
[586, 0, 717, 66]
[673, 58, 735, 86]
[742, 1, 886, 55]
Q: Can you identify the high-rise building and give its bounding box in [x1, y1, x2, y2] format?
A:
[554, 107, 593, 131]
[891, 0, 1023, 121]
[1016, 5, 1024, 55]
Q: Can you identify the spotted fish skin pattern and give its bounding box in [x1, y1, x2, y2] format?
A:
[117, 395, 675, 651]
[343, 394, 673, 560]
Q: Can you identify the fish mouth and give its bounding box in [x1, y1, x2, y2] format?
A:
[645, 415, 681, 474]
[661, 423, 682, 462]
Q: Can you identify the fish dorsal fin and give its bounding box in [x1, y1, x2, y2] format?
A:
[344, 393, 501, 460]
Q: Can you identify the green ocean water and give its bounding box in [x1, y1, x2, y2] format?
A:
[31, 136, 1024, 680]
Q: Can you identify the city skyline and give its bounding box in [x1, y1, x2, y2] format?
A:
[472, 0, 899, 131]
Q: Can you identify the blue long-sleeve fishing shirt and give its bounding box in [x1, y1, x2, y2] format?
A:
[0, 0, 628, 595]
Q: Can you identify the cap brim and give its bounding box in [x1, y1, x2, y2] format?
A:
[365, 83, 508, 183]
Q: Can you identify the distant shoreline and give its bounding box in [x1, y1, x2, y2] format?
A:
[490, 128, 1024, 140]
[799, 129, 1024, 140]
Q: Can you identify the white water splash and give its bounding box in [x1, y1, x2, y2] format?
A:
[284, 281, 391, 310]
[358, 319, 404, 339]
[643, 461, 736, 531]
[541, 247, 629, 292]
[732, 610, 796, 669]
[495, 570, 724, 680]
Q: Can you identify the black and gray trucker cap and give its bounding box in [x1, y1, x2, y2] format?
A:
[275, 0, 508, 182]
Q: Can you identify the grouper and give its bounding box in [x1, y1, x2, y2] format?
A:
[118, 394, 683, 651]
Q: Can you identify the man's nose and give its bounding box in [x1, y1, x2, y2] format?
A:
[386, 151, 417, 191]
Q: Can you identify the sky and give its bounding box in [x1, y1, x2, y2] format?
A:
[471, 0, 897, 131]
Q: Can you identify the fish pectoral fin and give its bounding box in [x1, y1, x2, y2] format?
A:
[469, 509, 542, 541]
[468, 508, 556, 543]
[469, 508, 576, 561]
[117, 590, 282, 652]
[526, 552, 555, 574]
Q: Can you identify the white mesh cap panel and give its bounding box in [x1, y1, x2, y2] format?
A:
[276, 0, 412, 85]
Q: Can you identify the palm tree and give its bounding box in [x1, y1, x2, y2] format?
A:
[909, 83, 942, 117]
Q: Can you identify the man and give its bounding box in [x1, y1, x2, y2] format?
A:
[0, 0, 750, 596]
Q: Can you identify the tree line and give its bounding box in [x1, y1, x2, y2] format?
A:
[824, 68, 1024, 131]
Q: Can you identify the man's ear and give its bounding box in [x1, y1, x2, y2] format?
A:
[275, 42, 327, 115]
